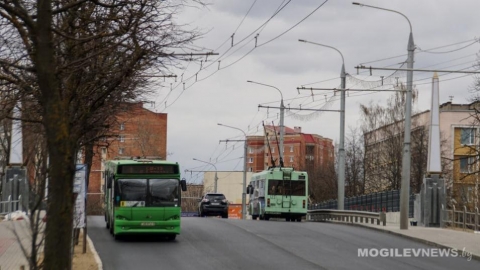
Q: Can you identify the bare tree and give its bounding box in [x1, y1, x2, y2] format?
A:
[344, 127, 364, 197]
[0, 1, 202, 268]
[361, 86, 422, 193]
[182, 184, 203, 212]
[309, 158, 337, 203]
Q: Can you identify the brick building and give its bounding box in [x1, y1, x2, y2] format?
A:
[87, 102, 167, 213]
[246, 125, 334, 173]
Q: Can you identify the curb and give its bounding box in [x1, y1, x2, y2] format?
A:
[87, 235, 103, 270]
[320, 220, 480, 262]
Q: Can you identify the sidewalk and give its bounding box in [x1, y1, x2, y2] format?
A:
[335, 220, 480, 261]
[0, 219, 30, 269]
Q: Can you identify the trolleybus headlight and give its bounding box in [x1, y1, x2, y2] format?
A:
[267, 198, 270, 207]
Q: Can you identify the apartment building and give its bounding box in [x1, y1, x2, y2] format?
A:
[246, 125, 334, 173]
[86, 102, 167, 213]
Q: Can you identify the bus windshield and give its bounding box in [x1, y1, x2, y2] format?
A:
[117, 178, 179, 207]
[268, 180, 306, 196]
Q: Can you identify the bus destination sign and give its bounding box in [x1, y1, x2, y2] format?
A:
[119, 165, 178, 174]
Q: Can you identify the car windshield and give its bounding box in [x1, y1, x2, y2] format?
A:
[117, 178, 179, 207]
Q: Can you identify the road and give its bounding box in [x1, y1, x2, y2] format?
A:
[88, 216, 479, 270]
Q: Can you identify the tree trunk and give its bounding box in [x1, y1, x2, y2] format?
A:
[35, 1, 75, 269]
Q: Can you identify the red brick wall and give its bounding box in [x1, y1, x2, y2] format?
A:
[86, 103, 167, 213]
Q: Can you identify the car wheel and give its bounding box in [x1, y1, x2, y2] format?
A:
[222, 214, 228, 219]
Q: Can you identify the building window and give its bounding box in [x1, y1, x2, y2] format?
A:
[248, 167, 253, 172]
[119, 147, 125, 155]
[289, 156, 294, 162]
[101, 148, 107, 155]
[467, 187, 473, 202]
[271, 148, 275, 153]
[248, 157, 253, 163]
[248, 147, 253, 154]
[461, 128, 475, 145]
[460, 156, 475, 173]
[290, 146, 293, 152]
[120, 123, 125, 131]
[119, 135, 125, 142]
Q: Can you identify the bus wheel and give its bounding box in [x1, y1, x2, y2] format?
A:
[286, 217, 291, 222]
[109, 222, 113, 235]
[296, 218, 302, 222]
[264, 215, 270, 221]
[166, 234, 176, 241]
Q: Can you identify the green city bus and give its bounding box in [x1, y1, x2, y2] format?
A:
[247, 167, 308, 222]
[104, 158, 186, 240]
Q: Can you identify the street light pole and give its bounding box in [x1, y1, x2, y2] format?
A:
[247, 80, 285, 164]
[218, 123, 248, 220]
[353, 2, 414, 230]
[298, 39, 346, 210]
[193, 158, 218, 193]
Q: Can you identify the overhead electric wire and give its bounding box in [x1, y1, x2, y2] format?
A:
[257, 0, 329, 47]
[162, 0, 331, 111]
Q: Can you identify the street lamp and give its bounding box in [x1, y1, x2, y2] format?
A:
[193, 158, 218, 193]
[247, 80, 285, 164]
[353, 2, 414, 230]
[298, 39, 346, 211]
[218, 123, 248, 220]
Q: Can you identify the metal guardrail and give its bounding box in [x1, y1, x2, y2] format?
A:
[310, 190, 415, 218]
[0, 195, 23, 218]
[441, 205, 479, 231]
[307, 209, 386, 226]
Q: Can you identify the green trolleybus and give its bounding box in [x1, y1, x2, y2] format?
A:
[104, 158, 186, 240]
[247, 167, 308, 222]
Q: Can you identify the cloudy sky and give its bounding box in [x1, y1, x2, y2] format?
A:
[148, 0, 480, 183]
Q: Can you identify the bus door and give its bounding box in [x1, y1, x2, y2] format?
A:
[281, 171, 292, 209]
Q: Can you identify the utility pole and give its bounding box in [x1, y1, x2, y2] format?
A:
[192, 158, 218, 193]
[353, 1, 414, 230]
[218, 124, 248, 220]
[298, 39, 347, 210]
[247, 81, 285, 163]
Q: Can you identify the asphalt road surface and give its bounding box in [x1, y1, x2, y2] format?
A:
[88, 216, 479, 270]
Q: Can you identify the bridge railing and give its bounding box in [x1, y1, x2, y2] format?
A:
[441, 205, 479, 231]
[307, 209, 386, 226]
[0, 195, 23, 218]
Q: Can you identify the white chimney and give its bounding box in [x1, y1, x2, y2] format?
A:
[294, 126, 301, 133]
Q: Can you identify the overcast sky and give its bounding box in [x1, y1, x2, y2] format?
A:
[148, 0, 480, 184]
